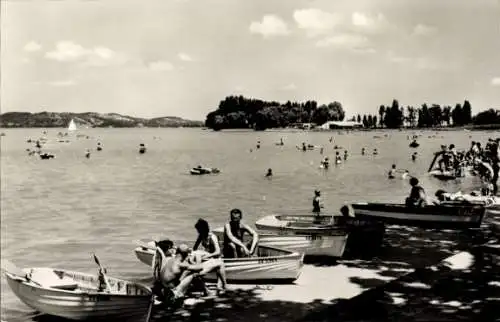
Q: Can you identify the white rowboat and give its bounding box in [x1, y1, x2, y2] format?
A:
[4, 266, 152, 321]
[213, 226, 348, 257]
[134, 242, 304, 283]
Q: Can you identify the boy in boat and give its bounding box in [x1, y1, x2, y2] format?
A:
[405, 177, 427, 208]
[223, 208, 259, 258]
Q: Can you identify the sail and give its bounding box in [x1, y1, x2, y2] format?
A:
[68, 119, 77, 131]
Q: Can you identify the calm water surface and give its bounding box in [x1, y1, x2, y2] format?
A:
[0, 128, 489, 319]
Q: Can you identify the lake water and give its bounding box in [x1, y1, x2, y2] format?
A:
[0, 127, 491, 320]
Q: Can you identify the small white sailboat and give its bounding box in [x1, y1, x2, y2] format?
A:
[68, 119, 77, 132]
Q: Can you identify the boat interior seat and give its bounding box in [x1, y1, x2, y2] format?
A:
[29, 268, 79, 290]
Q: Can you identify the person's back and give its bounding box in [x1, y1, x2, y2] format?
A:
[406, 177, 427, 207]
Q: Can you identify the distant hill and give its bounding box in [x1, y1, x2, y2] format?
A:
[0, 112, 204, 128]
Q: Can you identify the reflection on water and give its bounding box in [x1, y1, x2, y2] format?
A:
[0, 128, 489, 320]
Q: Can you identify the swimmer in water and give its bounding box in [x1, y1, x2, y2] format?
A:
[388, 164, 397, 179]
[335, 151, 342, 164]
[320, 147, 324, 154]
[344, 150, 348, 161]
[85, 149, 91, 158]
[321, 157, 329, 169]
[411, 152, 417, 161]
[373, 149, 378, 155]
[361, 147, 365, 156]
[265, 168, 273, 178]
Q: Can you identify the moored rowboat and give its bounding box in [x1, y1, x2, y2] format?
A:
[4, 266, 152, 321]
[213, 225, 348, 257]
[251, 214, 385, 257]
[351, 202, 485, 229]
[134, 242, 304, 283]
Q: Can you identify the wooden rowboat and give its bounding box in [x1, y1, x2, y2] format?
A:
[251, 214, 385, 257]
[212, 226, 347, 258]
[4, 264, 152, 321]
[351, 202, 485, 229]
[134, 242, 304, 283]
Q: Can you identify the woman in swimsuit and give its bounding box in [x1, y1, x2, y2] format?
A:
[193, 218, 222, 259]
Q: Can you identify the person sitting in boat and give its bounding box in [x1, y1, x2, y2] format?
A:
[192, 219, 228, 293]
[223, 209, 258, 258]
[405, 177, 427, 208]
[265, 168, 273, 178]
[312, 190, 324, 214]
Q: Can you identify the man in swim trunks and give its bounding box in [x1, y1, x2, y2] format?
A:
[223, 208, 259, 258]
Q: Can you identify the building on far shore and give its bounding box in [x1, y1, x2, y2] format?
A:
[319, 121, 364, 130]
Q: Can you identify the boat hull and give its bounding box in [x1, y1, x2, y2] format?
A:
[351, 202, 485, 229]
[213, 227, 347, 257]
[5, 268, 151, 321]
[134, 244, 303, 283]
[251, 215, 384, 257]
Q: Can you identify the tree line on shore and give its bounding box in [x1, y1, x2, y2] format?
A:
[205, 95, 500, 131]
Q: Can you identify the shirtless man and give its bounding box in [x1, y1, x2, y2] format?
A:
[153, 240, 227, 303]
[152, 240, 200, 304]
[223, 208, 259, 258]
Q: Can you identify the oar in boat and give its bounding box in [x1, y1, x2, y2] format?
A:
[92, 253, 112, 293]
[1, 260, 42, 286]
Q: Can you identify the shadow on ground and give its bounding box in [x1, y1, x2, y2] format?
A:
[302, 245, 500, 322]
[11, 226, 499, 322]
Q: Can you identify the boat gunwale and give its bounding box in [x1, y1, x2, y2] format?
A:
[134, 244, 302, 262]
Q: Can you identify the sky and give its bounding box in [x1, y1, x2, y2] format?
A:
[1, 0, 499, 120]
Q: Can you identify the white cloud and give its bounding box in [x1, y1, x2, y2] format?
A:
[413, 24, 436, 36]
[45, 41, 127, 66]
[316, 34, 369, 50]
[148, 60, 174, 71]
[490, 77, 500, 86]
[178, 52, 193, 62]
[249, 15, 289, 38]
[24, 41, 42, 52]
[48, 80, 76, 87]
[45, 41, 89, 62]
[293, 8, 342, 36]
[351, 12, 390, 33]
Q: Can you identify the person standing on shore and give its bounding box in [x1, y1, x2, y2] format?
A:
[312, 190, 324, 215]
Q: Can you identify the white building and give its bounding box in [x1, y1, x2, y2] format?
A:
[319, 121, 364, 130]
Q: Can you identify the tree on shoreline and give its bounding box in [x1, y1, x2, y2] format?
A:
[205, 95, 345, 131]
